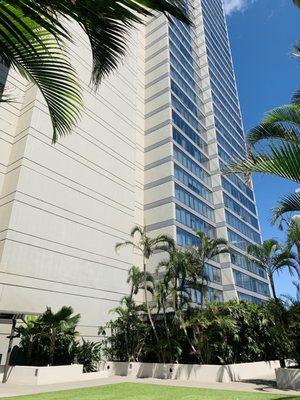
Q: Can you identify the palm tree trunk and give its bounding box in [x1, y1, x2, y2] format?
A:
[143, 260, 159, 343]
[162, 303, 171, 363]
[174, 277, 178, 311]
[49, 334, 56, 366]
[269, 274, 277, 300]
[26, 340, 34, 365]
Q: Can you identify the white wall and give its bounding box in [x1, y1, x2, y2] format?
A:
[0, 23, 145, 344]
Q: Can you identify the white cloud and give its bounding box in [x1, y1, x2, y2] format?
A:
[223, 0, 255, 15]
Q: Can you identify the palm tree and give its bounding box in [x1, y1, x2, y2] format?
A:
[38, 306, 80, 365]
[228, 104, 300, 221]
[247, 239, 299, 299]
[227, 13, 300, 222]
[115, 226, 175, 342]
[108, 296, 148, 362]
[158, 248, 192, 311]
[15, 315, 40, 365]
[282, 280, 300, 306]
[188, 230, 229, 307]
[127, 265, 154, 300]
[0, 1, 189, 142]
[286, 216, 300, 260]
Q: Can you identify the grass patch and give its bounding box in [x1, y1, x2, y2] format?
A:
[2, 383, 300, 400]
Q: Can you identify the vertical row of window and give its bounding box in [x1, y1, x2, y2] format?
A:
[231, 251, 267, 278]
[233, 270, 270, 297]
[176, 205, 215, 238]
[174, 165, 213, 203]
[225, 211, 261, 244]
[238, 292, 265, 304]
[173, 128, 209, 167]
[175, 184, 214, 222]
[173, 147, 211, 186]
[201, 0, 261, 255]
[221, 177, 256, 214]
[224, 194, 259, 229]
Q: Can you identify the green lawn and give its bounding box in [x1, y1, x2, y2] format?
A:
[3, 383, 300, 400]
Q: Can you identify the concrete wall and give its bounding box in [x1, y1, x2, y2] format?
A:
[276, 368, 300, 390]
[4, 360, 285, 385]
[100, 361, 281, 383]
[226, 360, 281, 381]
[0, 22, 145, 347]
[6, 364, 84, 385]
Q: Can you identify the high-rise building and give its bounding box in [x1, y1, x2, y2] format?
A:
[0, 0, 270, 352]
[144, 0, 270, 304]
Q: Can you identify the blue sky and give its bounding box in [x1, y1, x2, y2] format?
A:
[225, 0, 299, 297]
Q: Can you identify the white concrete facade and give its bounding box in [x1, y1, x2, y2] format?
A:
[0, 23, 146, 352]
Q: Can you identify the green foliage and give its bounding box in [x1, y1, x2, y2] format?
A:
[0, 1, 189, 142]
[75, 340, 101, 372]
[115, 226, 175, 351]
[100, 296, 150, 362]
[15, 306, 80, 366]
[37, 306, 80, 365]
[102, 292, 297, 365]
[247, 240, 299, 299]
[0, 1, 82, 142]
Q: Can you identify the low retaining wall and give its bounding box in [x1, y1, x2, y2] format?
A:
[6, 365, 84, 385]
[225, 360, 281, 381]
[3, 360, 283, 385]
[100, 361, 280, 383]
[276, 368, 300, 390]
[99, 362, 231, 382]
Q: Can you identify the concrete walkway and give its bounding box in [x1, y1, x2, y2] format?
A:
[0, 376, 299, 398]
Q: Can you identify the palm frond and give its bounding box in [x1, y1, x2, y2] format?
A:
[130, 225, 145, 238]
[228, 142, 300, 183]
[293, 0, 300, 9]
[0, 2, 82, 143]
[77, 0, 190, 86]
[17, 0, 190, 88]
[115, 241, 135, 253]
[292, 88, 300, 105]
[258, 104, 300, 134]
[272, 192, 300, 222]
[248, 119, 300, 147]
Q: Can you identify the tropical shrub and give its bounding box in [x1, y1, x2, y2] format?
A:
[101, 297, 295, 365]
[75, 340, 101, 372]
[14, 306, 80, 366]
[100, 296, 150, 362]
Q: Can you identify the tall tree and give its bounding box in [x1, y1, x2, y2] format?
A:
[105, 296, 148, 362]
[0, 0, 190, 142]
[115, 226, 175, 342]
[158, 248, 193, 311]
[286, 216, 300, 260]
[247, 239, 299, 299]
[188, 230, 229, 307]
[127, 265, 154, 301]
